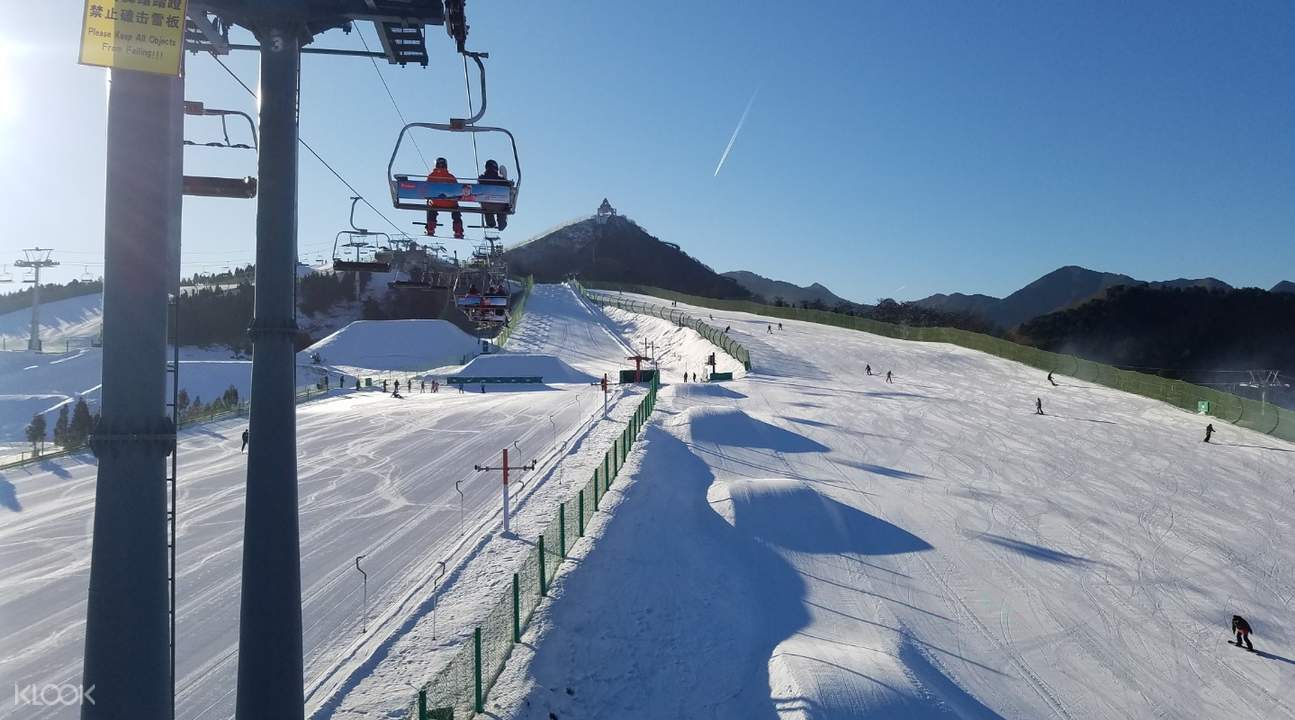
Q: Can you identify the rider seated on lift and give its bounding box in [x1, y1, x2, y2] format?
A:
[479, 159, 509, 231]
[426, 157, 464, 239]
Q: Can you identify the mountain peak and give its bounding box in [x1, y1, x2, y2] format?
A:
[722, 271, 854, 307]
[504, 214, 749, 299]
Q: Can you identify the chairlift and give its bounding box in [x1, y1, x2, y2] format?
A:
[182, 101, 258, 199]
[452, 249, 510, 325]
[21, 269, 36, 284]
[80, 265, 95, 282]
[387, 52, 521, 219]
[333, 197, 392, 272]
[0, 265, 12, 283]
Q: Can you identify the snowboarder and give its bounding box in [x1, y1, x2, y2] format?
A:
[778, 322, 783, 330]
[393, 380, 400, 396]
[885, 371, 894, 384]
[241, 428, 249, 453]
[382, 380, 389, 393]
[865, 364, 872, 376]
[481, 384, 486, 394]
[767, 324, 772, 334]
[478, 159, 510, 231]
[692, 372, 697, 383]
[1048, 371, 1057, 387]
[421, 380, 426, 393]
[1036, 397, 1044, 415]
[1204, 423, 1215, 443]
[426, 157, 464, 239]
[1232, 615, 1254, 650]
[724, 325, 731, 334]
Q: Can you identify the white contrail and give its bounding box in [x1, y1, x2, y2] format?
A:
[713, 89, 758, 177]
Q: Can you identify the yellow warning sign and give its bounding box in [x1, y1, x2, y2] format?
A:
[79, 0, 189, 76]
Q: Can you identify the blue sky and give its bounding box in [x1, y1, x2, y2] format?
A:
[2, 1, 1292, 302]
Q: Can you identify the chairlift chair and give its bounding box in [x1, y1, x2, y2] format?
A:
[387, 52, 521, 219]
[80, 266, 95, 282]
[0, 265, 12, 283]
[333, 197, 393, 272]
[182, 101, 258, 199]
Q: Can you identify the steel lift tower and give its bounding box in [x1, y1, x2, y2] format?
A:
[184, 3, 454, 719]
[14, 247, 59, 351]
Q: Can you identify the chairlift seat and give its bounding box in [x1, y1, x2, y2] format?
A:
[393, 177, 515, 213]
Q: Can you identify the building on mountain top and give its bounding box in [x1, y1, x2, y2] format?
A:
[597, 198, 617, 217]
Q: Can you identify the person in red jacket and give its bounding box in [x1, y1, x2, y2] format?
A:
[425, 157, 464, 239]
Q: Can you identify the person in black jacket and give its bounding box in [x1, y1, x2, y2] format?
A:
[1232, 615, 1254, 650]
[478, 159, 510, 231]
[1204, 423, 1215, 443]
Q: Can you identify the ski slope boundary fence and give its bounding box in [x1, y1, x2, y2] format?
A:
[408, 374, 660, 719]
[573, 281, 754, 371]
[583, 282, 1295, 443]
[494, 275, 534, 349]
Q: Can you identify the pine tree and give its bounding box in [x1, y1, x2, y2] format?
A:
[222, 384, 240, 408]
[69, 397, 94, 447]
[25, 414, 47, 454]
[177, 388, 190, 417]
[53, 404, 70, 446]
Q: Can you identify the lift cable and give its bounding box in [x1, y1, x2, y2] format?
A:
[356, 25, 430, 169]
[208, 53, 407, 237]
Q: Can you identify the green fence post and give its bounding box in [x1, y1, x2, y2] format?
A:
[604, 452, 611, 484]
[474, 626, 483, 713]
[593, 471, 600, 511]
[538, 535, 548, 596]
[559, 504, 567, 559]
[512, 572, 521, 643]
[613, 439, 620, 475]
[578, 490, 585, 535]
[418, 689, 427, 720]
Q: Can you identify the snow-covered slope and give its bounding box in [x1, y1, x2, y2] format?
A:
[489, 293, 1295, 720]
[447, 354, 596, 384]
[0, 288, 642, 720]
[503, 282, 634, 376]
[302, 319, 481, 374]
[0, 292, 102, 349]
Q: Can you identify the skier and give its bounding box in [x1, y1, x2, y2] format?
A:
[1204, 423, 1215, 443]
[778, 322, 783, 330]
[1048, 371, 1057, 387]
[394, 380, 400, 396]
[426, 157, 464, 239]
[421, 380, 426, 393]
[724, 325, 731, 334]
[767, 324, 772, 334]
[692, 372, 697, 383]
[885, 370, 893, 384]
[478, 159, 510, 231]
[1232, 615, 1254, 650]
[1036, 397, 1044, 415]
[865, 364, 872, 376]
[240, 428, 249, 453]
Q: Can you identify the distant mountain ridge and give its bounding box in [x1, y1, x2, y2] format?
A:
[912, 266, 1283, 330]
[721, 271, 855, 308]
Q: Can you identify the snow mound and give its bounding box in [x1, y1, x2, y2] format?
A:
[448, 353, 596, 384]
[303, 320, 480, 372]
